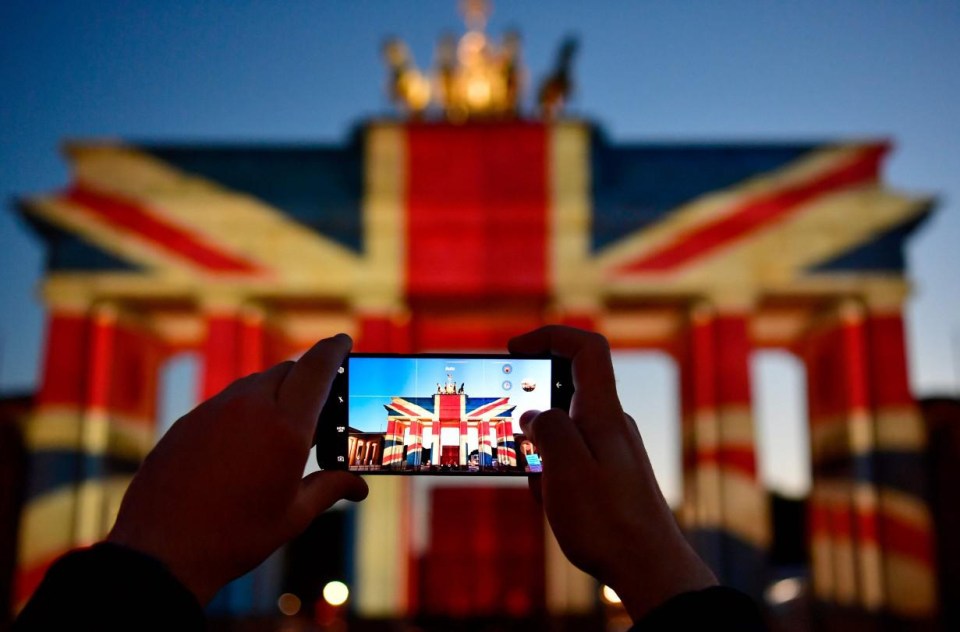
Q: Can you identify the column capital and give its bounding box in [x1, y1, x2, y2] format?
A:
[692, 288, 760, 317]
[196, 291, 247, 315]
[860, 278, 912, 314]
[715, 293, 759, 314]
[549, 295, 602, 316]
[41, 278, 96, 314]
[689, 300, 715, 325]
[239, 301, 267, 324]
[89, 300, 120, 322]
[352, 295, 408, 314]
[687, 299, 757, 328]
[196, 291, 268, 317]
[836, 297, 867, 325]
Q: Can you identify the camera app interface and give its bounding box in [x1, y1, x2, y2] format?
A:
[346, 357, 551, 473]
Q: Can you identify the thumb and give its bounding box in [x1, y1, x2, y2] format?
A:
[519, 409, 541, 443]
[288, 471, 369, 532]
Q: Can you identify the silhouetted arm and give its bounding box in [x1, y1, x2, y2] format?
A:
[14, 543, 203, 631]
[629, 585, 764, 631]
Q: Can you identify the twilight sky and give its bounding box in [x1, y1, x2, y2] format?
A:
[1, 0, 958, 501]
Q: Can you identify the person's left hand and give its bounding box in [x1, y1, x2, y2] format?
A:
[107, 333, 368, 604]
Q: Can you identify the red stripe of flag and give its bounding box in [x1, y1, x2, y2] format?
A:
[842, 318, 871, 410]
[618, 144, 888, 273]
[201, 315, 246, 399]
[37, 313, 161, 420]
[405, 122, 548, 297]
[809, 498, 831, 534]
[881, 510, 936, 565]
[695, 446, 758, 478]
[809, 502, 934, 566]
[64, 185, 265, 274]
[389, 401, 427, 418]
[715, 316, 752, 405]
[37, 313, 89, 407]
[866, 314, 916, 407]
[439, 394, 462, 420]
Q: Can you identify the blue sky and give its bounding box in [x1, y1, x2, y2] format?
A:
[2, 1, 958, 501]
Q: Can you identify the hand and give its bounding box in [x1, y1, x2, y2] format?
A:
[509, 326, 716, 621]
[107, 334, 368, 604]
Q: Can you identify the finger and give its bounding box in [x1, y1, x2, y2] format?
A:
[509, 325, 622, 417]
[276, 334, 352, 427]
[217, 364, 285, 398]
[623, 412, 643, 441]
[525, 410, 597, 523]
[288, 471, 369, 533]
[518, 409, 541, 442]
[250, 361, 296, 396]
[510, 326, 627, 456]
[523, 408, 594, 483]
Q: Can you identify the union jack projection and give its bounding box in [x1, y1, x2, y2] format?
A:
[14, 120, 938, 621]
[372, 393, 521, 471]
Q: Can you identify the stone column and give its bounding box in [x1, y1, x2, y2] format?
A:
[802, 296, 937, 624]
[678, 300, 769, 599]
[383, 419, 404, 469]
[16, 298, 164, 609]
[804, 300, 882, 612]
[200, 299, 264, 399]
[407, 419, 423, 467]
[459, 420, 469, 466]
[499, 419, 518, 466]
[431, 419, 442, 465]
[864, 304, 937, 621]
[478, 419, 493, 467]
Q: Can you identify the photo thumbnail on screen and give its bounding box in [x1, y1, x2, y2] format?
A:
[345, 356, 553, 474]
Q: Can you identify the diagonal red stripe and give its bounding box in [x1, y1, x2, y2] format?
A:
[694, 446, 758, 478]
[64, 185, 265, 274]
[389, 400, 430, 418]
[617, 144, 888, 273]
[810, 498, 935, 566]
[467, 397, 510, 417]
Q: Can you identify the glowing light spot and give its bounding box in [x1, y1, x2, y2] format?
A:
[765, 577, 804, 605]
[465, 78, 491, 107]
[323, 580, 350, 607]
[277, 592, 301, 616]
[601, 585, 621, 604]
[404, 73, 432, 111]
[458, 32, 487, 64]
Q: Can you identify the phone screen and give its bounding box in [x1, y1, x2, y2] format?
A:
[315, 354, 572, 475]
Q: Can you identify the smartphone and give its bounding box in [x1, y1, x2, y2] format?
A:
[314, 353, 573, 475]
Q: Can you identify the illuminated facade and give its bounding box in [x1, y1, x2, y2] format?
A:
[8, 4, 941, 625]
[379, 392, 518, 470]
[12, 122, 939, 624]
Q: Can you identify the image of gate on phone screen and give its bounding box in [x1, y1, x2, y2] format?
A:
[347, 357, 552, 473]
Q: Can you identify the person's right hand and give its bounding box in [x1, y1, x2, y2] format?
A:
[509, 326, 717, 622]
